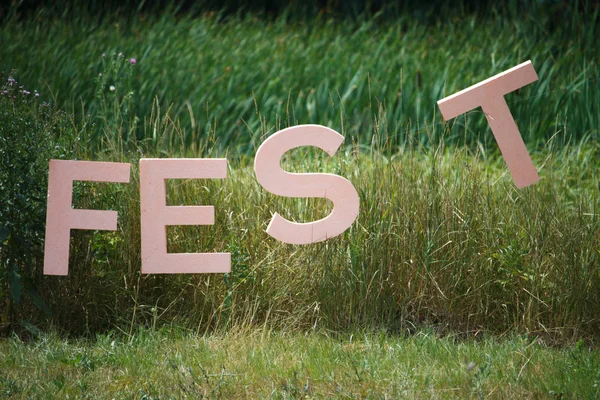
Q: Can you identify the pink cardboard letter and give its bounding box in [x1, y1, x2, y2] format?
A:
[44, 160, 131, 275]
[139, 159, 230, 274]
[254, 124, 360, 244]
[437, 60, 539, 188]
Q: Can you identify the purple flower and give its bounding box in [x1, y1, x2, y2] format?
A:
[55, 145, 60, 149]
[129, 58, 137, 65]
[1, 90, 7, 95]
[35, 93, 40, 98]
[8, 77, 15, 85]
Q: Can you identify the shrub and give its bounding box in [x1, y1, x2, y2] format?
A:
[0, 73, 77, 334]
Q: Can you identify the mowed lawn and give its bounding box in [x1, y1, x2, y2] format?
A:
[1, 329, 599, 399]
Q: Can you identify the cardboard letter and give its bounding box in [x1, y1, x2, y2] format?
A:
[254, 124, 359, 244]
[437, 60, 539, 188]
[44, 160, 131, 275]
[139, 159, 230, 274]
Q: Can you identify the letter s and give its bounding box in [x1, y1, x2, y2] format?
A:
[254, 124, 359, 244]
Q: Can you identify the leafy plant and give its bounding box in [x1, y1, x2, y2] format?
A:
[0, 73, 77, 332]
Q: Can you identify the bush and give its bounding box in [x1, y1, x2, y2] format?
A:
[0, 73, 77, 334]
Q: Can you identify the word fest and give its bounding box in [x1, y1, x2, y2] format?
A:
[44, 61, 541, 276]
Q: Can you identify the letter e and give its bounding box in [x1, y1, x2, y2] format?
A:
[139, 158, 230, 274]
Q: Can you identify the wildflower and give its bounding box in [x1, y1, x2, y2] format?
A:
[102, 53, 106, 57]
[109, 85, 116, 91]
[55, 145, 60, 149]
[1, 90, 7, 95]
[129, 58, 136, 65]
[35, 93, 40, 98]
[8, 77, 15, 85]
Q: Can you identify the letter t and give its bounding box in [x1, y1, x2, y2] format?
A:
[437, 61, 539, 188]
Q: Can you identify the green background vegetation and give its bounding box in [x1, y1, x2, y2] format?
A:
[0, 0, 598, 382]
[1, 0, 598, 155]
[0, 0, 598, 339]
[1, 1, 599, 397]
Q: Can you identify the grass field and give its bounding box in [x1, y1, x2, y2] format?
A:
[2, 328, 599, 398]
[1, 2, 600, 397]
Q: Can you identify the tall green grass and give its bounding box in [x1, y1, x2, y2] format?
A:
[0, 1, 597, 154]
[23, 109, 596, 342]
[1, 2, 599, 342]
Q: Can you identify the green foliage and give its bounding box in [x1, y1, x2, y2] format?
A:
[0, 1, 597, 155]
[0, 73, 77, 330]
